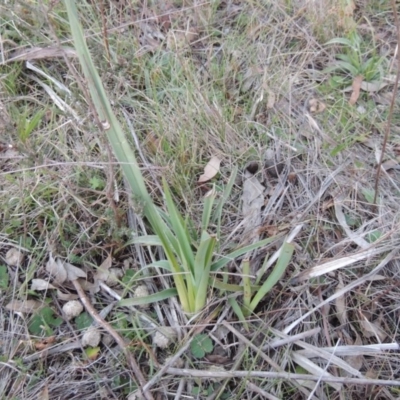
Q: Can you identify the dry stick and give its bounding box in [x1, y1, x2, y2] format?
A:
[262, 327, 321, 350]
[222, 321, 281, 371]
[165, 368, 400, 386]
[221, 321, 312, 399]
[246, 381, 280, 400]
[373, 0, 400, 205]
[284, 249, 397, 334]
[98, 0, 111, 66]
[71, 279, 154, 400]
[142, 308, 220, 393]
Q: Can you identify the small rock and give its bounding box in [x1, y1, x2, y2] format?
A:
[62, 300, 83, 320]
[153, 327, 177, 349]
[5, 248, 24, 266]
[82, 326, 101, 347]
[134, 285, 150, 310]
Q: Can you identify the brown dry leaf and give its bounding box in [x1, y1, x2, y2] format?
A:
[266, 91, 276, 109]
[138, 22, 164, 54]
[381, 159, 399, 171]
[79, 279, 100, 294]
[198, 156, 221, 183]
[94, 254, 112, 282]
[308, 98, 326, 114]
[205, 354, 232, 365]
[343, 333, 364, 376]
[64, 262, 87, 281]
[46, 255, 67, 284]
[38, 385, 49, 400]
[5, 299, 43, 314]
[31, 279, 56, 291]
[145, 132, 161, 155]
[56, 289, 79, 301]
[349, 75, 364, 105]
[34, 336, 56, 351]
[335, 280, 347, 326]
[373, 91, 392, 105]
[359, 313, 387, 341]
[242, 169, 264, 249]
[93, 255, 122, 286]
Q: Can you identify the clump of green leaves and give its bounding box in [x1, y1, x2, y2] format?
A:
[65, 0, 280, 316]
[29, 306, 63, 336]
[324, 31, 387, 88]
[16, 108, 45, 141]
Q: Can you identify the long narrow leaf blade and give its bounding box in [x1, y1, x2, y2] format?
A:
[250, 242, 294, 311]
[118, 288, 178, 307]
[163, 179, 194, 270]
[194, 232, 217, 312]
[201, 187, 217, 232]
[211, 236, 279, 272]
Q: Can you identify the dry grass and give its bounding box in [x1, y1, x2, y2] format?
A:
[1, 0, 400, 399]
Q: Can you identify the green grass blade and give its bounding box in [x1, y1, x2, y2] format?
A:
[201, 187, 216, 232]
[118, 288, 178, 307]
[241, 258, 251, 316]
[194, 231, 217, 312]
[325, 37, 354, 47]
[249, 242, 294, 312]
[163, 179, 195, 271]
[212, 166, 238, 226]
[228, 297, 249, 331]
[209, 278, 261, 292]
[129, 235, 163, 246]
[210, 236, 279, 272]
[65, 1, 150, 203]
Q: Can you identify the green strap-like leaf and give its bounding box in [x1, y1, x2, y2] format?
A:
[249, 242, 294, 312]
[194, 231, 217, 312]
[118, 288, 178, 307]
[211, 236, 279, 272]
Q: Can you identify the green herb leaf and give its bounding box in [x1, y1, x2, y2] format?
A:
[190, 334, 214, 358]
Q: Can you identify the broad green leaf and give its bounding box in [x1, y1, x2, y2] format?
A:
[75, 312, 93, 330]
[362, 188, 376, 204]
[190, 334, 213, 358]
[366, 230, 382, 243]
[28, 306, 63, 336]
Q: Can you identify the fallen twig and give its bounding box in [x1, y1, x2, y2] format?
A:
[72, 279, 154, 400]
[165, 367, 400, 386]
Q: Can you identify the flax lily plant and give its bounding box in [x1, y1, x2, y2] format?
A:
[65, 1, 287, 315]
